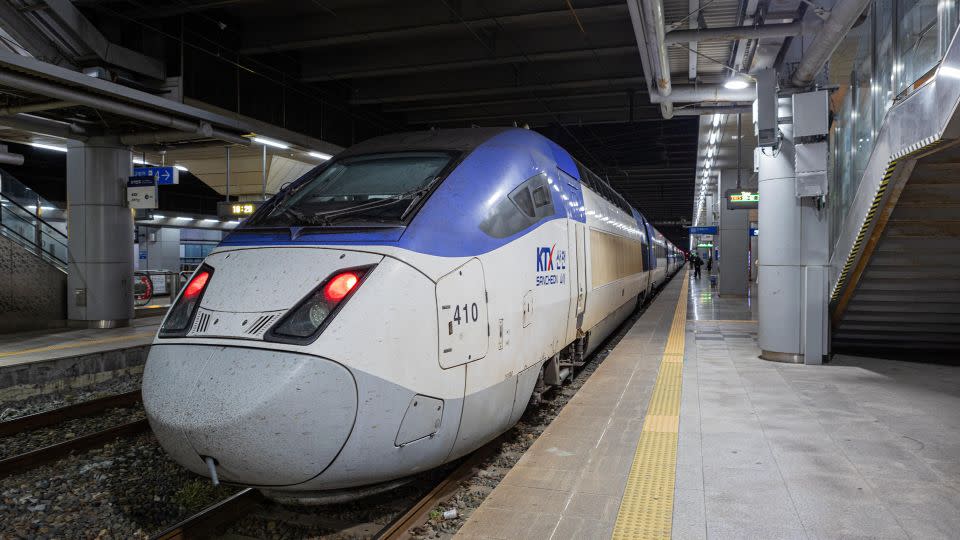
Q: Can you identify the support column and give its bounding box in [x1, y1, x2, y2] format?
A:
[66, 137, 134, 327]
[757, 103, 829, 364]
[718, 169, 750, 296]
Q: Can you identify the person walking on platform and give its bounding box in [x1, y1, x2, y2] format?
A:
[706, 256, 713, 274]
[693, 254, 703, 279]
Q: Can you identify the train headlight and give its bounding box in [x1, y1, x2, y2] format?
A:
[160, 266, 213, 337]
[266, 267, 372, 343]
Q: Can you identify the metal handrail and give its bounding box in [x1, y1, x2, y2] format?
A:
[0, 192, 67, 241]
[0, 195, 68, 269]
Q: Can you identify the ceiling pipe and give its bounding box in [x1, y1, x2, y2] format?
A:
[120, 130, 207, 145]
[0, 100, 76, 115]
[672, 106, 753, 116]
[631, 0, 673, 118]
[0, 70, 250, 146]
[791, 0, 872, 88]
[648, 86, 755, 102]
[0, 150, 25, 165]
[665, 21, 814, 44]
[0, 113, 86, 140]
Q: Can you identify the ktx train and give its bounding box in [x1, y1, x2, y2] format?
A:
[143, 127, 682, 502]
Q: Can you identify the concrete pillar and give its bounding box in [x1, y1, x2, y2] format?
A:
[66, 137, 134, 327]
[718, 169, 750, 296]
[757, 115, 829, 364]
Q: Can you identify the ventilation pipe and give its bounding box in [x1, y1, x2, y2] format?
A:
[791, 0, 872, 88]
[0, 145, 24, 165]
[631, 0, 674, 118]
[0, 70, 250, 146]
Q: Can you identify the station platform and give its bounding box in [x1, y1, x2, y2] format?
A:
[0, 317, 160, 400]
[456, 272, 960, 539]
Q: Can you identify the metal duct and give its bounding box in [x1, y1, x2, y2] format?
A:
[0, 150, 24, 165]
[791, 0, 872, 88]
[0, 100, 75, 115]
[0, 113, 85, 140]
[664, 21, 818, 44]
[120, 130, 206, 145]
[0, 70, 250, 146]
[638, 0, 673, 118]
[648, 85, 755, 103]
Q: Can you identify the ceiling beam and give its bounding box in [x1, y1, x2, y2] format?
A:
[304, 45, 636, 82]
[240, 3, 627, 54]
[350, 76, 648, 105]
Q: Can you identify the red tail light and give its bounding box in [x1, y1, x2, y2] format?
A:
[160, 266, 213, 337]
[183, 271, 210, 299]
[267, 266, 373, 343]
[323, 272, 360, 302]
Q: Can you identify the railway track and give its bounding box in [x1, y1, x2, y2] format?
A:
[150, 437, 502, 540]
[0, 390, 149, 478]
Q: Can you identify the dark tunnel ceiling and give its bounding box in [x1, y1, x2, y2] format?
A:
[71, 0, 696, 245]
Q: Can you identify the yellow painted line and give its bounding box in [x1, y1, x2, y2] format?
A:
[0, 332, 153, 360]
[612, 271, 688, 540]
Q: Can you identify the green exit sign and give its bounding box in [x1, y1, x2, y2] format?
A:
[697, 243, 714, 248]
[725, 189, 759, 209]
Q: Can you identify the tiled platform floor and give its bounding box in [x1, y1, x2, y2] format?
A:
[457, 273, 960, 539]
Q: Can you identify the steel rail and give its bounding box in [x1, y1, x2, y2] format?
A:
[151, 488, 264, 540]
[0, 390, 141, 437]
[0, 419, 150, 478]
[374, 437, 504, 540]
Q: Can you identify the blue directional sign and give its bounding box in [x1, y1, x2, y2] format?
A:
[133, 166, 179, 185]
[688, 226, 718, 235]
[750, 228, 759, 236]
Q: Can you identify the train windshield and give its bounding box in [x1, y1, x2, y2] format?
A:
[247, 151, 454, 227]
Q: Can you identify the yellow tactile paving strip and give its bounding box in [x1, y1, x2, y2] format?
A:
[611, 272, 688, 540]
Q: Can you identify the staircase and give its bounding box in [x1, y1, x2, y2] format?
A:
[832, 154, 960, 350]
[0, 169, 67, 331]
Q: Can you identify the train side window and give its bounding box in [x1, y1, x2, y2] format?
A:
[479, 173, 555, 238]
[510, 185, 536, 218]
[532, 185, 550, 208]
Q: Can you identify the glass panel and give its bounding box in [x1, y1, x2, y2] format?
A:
[875, 0, 894, 128]
[898, 0, 940, 93]
[248, 151, 454, 227]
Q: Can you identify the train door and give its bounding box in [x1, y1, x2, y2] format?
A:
[559, 169, 587, 339]
[436, 258, 488, 368]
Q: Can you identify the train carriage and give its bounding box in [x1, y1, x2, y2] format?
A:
[142, 127, 681, 501]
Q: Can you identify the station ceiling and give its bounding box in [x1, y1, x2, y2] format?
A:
[0, 0, 796, 246]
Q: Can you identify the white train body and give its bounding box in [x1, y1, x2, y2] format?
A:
[142, 128, 682, 499]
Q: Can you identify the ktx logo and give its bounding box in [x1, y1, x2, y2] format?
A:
[536, 244, 556, 272]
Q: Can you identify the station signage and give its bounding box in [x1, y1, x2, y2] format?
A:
[217, 200, 263, 219]
[696, 242, 714, 249]
[133, 166, 179, 185]
[750, 228, 759, 236]
[725, 189, 759, 209]
[127, 176, 158, 209]
[687, 226, 718, 235]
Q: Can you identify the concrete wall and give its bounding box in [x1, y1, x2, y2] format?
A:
[0, 232, 66, 332]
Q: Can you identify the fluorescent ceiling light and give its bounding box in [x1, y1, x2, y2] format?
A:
[174, 165, 188, 171]
[174, 216, 193, 221]
[30, 142, 67, 153]
[252, 136, 289, 149]
[152, 214, 165, 219]
[201, 218, 218, 223]
[309, 151, 333, 160]
[724, 78, 750, 90]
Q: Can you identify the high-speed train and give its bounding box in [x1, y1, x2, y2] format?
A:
[142, 127, 682, 502]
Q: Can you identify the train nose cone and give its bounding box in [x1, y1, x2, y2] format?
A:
[143, 344, 357, 486]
